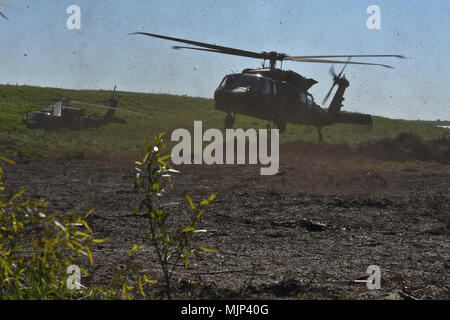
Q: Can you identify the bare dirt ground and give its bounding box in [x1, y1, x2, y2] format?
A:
[3, 141, 449, 300]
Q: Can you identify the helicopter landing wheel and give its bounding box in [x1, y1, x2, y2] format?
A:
[275, 121, 286, 133]
[317, 127, 324, 142]
[225, 113, 235, 128]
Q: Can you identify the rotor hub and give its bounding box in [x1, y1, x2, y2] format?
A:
[261, 51, 287, 69]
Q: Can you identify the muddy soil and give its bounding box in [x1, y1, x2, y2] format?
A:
[3, 142, 449, 299]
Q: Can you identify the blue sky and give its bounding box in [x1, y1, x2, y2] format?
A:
[1, 0, 449, 120]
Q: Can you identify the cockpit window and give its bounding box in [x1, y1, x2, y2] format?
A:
[300, 92, 314, 105]
[230, 75, 262, 89]
[218, 76, 232, 89]
[300, 93, 307, 104]
[219, 74, 273, 94]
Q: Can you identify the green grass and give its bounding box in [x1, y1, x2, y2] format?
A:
[0, 84, 448, 157]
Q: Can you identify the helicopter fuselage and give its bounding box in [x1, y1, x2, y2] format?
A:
[214, 68, 371, 131]
[22, 105, 124, 130]
[132, 31, 402, 139]
[22, 87, 126, 131]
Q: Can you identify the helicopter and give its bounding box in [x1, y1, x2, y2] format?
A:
[132, 32, 405, 140]
[22, 86, 141, 130]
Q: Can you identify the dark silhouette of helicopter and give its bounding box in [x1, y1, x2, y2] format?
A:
[22, 86, 141, 130]
[132, 32, 405, 140]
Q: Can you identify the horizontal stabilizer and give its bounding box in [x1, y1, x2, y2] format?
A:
[334, 112, 373, 125]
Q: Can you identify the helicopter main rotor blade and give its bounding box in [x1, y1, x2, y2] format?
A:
[131, 32, 269, 60]
[171, 45, 278, 61]
[285, 57, 394, 68]
[173, 46, 223, 53]
[288, 54, 406, 59]
[69, 100, 143, 115]
[132, 31, 405, 70]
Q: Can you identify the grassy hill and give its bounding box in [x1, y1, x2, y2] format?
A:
[0, 84, 448, 157]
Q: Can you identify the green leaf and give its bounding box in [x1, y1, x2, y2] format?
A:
[80, 220, 92, 233]
[92, 238, 110, 243]
[158, 154, 171, 162]
[138, 277, 146, 298]
[85, 246, 94, 265]
[208, 193, 217, 202]
[142, 151, 149, 164]
[10, 188, 26, 202]
[199, 193, 216, 206]
[185, 194, 195, 210]
[181, 226, 195, 233]
[0, 155, 15, 164]
[198, 246, 216, 253]
[128, 243, 144, 257]
[143, 275, 158, 284]
[85, 208, 94, 218]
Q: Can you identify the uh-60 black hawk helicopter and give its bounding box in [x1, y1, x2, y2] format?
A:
[22, 86, 142, 130]
[132, 32, 405, 140]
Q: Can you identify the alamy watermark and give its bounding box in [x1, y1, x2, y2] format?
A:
[366, 5, 381, 30]
[171, 121, 279, 175]
[66, 264, 84, 290]
[354, 265, 381, 289]
[66, 5, 81, 30]
[65, 5, 381, 31]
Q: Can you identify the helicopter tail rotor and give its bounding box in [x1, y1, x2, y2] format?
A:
[329, 65, 336, 78]
[322, 58, 351, 106]
[322, 78, 337, 106]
